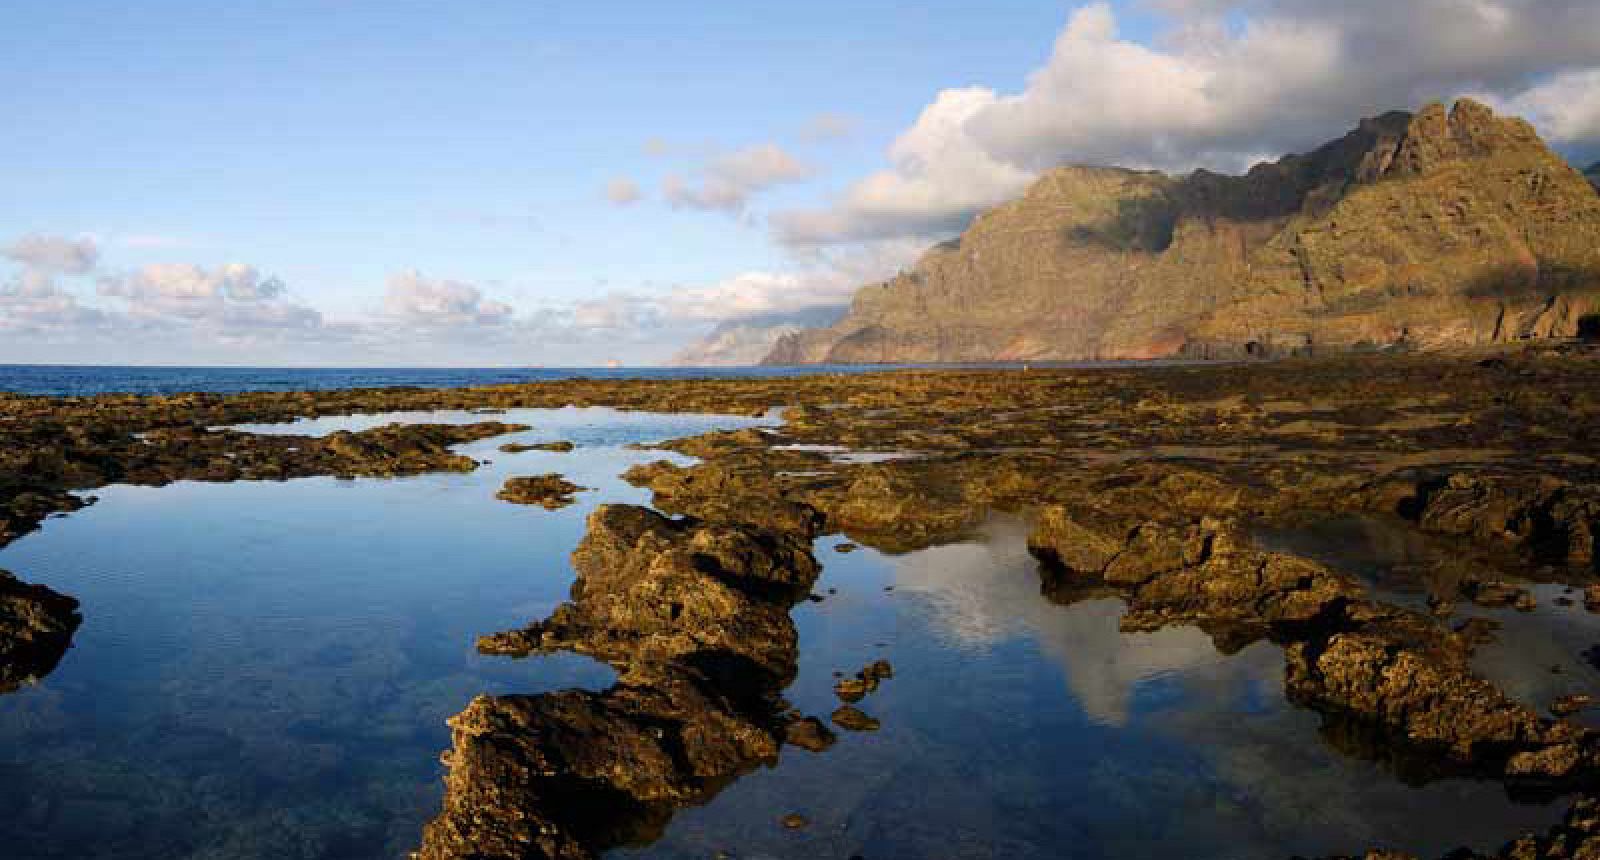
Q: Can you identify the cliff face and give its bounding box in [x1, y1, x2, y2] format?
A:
[766, 101, 1600, 364]
[669, 307, 845, 367]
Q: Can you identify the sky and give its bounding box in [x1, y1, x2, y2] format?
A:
[3, 0, 1599, 367]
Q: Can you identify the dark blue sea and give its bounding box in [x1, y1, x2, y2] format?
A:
[0, 364, 914, 397]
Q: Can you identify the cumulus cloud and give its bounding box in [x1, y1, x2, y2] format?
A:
[382, 270, 514, 328]
[774, 88, 1035, 245]
[3, 233, 99, 275]
[663, 143, 814, 213]
[775, 0, 1600, 246]
[95, 262, 316, 330]
[605, 177, 644, 206]
[0, 270, 106, 333]
[1481, 68, 1600, 154]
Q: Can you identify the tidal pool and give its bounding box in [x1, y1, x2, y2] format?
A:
[0, 412, 1570, 859]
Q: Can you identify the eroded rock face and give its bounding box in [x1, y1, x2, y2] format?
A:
[0, 570, 81, 694]
[1404, 473, 1597, 570]
[419, 506, 825, 860]
[768, 100, 1600, 364]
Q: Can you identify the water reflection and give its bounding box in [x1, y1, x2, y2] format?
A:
[0, 408, 767, 860]
[1259, 514, 1600, 729]
[0, 416, 1579, 859]
[622, 520, 1564, 860]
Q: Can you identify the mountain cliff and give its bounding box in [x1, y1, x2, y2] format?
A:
[669, 306, 845, 366]
[766, 100, 1600, 363]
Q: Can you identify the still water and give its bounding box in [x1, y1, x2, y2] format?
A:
[0, 409, 1570, 859]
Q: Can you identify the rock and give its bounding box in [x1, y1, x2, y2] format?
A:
[784, 717, 837, 753]
[499, 440, 576, 453]
[831, 705, 881, 732]
[495, 474, 586, 509]
[779, 813, 810, 830]
[1554, 694, 1596, 718]
[767, 100, 1600, 364]
[419, 506, 828, 859]
[0, 570, 81, 693]
[834, 542, 859, 553]
[1462, 579, 1537, 611]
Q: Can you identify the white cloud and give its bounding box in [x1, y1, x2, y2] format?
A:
[774, 0, 1600, 246]
[1480, 68, 1600, 149]
[774, 87, 1035, 245]
[605, 177, 644, 206]
[3, 233, 99, 274]
[96, 262, 311, 330]
[382, 271, 514, 328]
[663, 142, 814, 213]
[0, 270, 106, 333]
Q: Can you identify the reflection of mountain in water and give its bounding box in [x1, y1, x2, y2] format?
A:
[0, 570, 79, 695]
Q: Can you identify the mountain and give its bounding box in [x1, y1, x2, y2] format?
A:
[669, 306, 845, 366]
[766, 100, 1600, 364]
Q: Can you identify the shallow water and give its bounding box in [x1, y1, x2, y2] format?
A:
[1257, 513, 1600, 730]
[0, 415, 1572, 859]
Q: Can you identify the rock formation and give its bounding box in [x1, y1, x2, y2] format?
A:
[418, 506, 828, 860]
[496, 474, 586, 509]
[767, 100, 1600, 363]
[0, 570, 80, 694]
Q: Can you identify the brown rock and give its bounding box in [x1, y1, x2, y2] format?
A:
[495, 474, 586, 509]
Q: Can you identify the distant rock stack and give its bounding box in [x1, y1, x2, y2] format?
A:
[766, 100, 1600, 364]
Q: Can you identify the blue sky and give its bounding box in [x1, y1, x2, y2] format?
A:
[3, 1, 1598, 365]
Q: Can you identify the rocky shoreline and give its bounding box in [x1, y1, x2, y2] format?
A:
[4, 343, 1600, 858]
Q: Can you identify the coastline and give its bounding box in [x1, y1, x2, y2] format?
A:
[3, 342, 1599, 858]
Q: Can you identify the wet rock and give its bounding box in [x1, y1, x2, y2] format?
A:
[1462, 579, 1537, 611]
[783, 717, 837, 753]
[780, 813, 810, 830]
[496, 474, 586, 510]
[834, 542, 859, 553]
[420, 506, 827, 859]
[499, 440, 576, 453]
[831, 705, 881, 732]
[0, 569, 81, 693]
[1553, 694, 1596, 718]
[1406, 473, 1598, 571]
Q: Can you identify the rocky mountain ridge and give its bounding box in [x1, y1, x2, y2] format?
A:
[766, 100, 1600, 364]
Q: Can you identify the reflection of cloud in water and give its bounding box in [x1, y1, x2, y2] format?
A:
[890, 518, 1270, 726]
[890, 518, 1568, 857]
